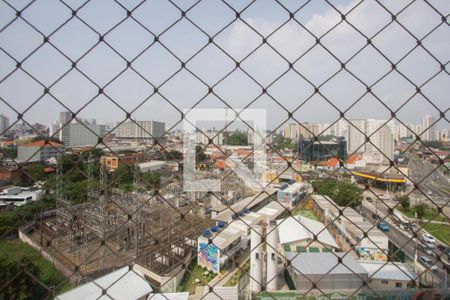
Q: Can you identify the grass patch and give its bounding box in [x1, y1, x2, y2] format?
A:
[398, 207, 447, 222]
[0, 239, 72, 294]
[421, 222, 450, 245]
[224, 260, 249, 287]
[177, 260, 216, 293]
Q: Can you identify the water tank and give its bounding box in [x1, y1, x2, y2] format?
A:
[211, 226, 219, 233]
[266, 225, 279, 291]
[202, 229, 211, 238]
[250, 225, 263, 293]
[217, 221, 225, 228]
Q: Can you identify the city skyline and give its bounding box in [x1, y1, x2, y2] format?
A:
[0, 0, 448, 131]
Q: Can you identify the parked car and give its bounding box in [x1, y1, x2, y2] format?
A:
[437, 244, 448, 253]
[421, 233, 436, 244]
[419, 255, 439, 272]
[372, 213, 381, 221]
[419, 243, 434, 255]
[366, 197, 373, 202]
[377, 221, 390, 232]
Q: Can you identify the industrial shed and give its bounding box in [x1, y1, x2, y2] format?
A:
[285, 252, 368, 292]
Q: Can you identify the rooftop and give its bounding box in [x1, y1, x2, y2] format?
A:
[285, 252, 368, 276]
[359, 261, 415, 282]
[21, 140, 64, 147]
[277, 216, 338, 249]
[55, 266, 152, 300]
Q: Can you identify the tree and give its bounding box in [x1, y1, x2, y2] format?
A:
[23, 163, 46, 182]
[396, 195, 410, 210]
[196, 145, 207, 162]
[312, 179, 362, 208]
[225, 131, 248, 146]
[0, 256, 47, 300]
[165, 150, 182, 160]
[414, 203, 426, 220]
[142, 172, 161, 189]
[422, 141, 442, 149]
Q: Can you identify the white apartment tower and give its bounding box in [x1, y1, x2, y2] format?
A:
[347, 119, 394, 161]
[0, 114, 9, 136]
[421, 115, 435, 141]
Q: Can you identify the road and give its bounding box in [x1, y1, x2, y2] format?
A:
[361, 199, 449, 288]
[408, 155, 450, 205]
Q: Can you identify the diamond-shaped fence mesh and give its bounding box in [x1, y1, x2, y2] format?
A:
[0, 0, 449, 299]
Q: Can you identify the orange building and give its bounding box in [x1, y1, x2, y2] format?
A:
[100, 153, 144, 171]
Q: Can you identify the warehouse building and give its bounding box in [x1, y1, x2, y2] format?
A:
[285, 252, 368, 292]
[277, 215, 339, 253]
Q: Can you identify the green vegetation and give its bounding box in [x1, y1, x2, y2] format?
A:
[422, 223, 450, 245]
[224, 260, 250, 287]
[0, 146, 17, 159]
[165, 149, 183, 160]
[396, 195, 410, 210]
[312, 179, 363, 208]
[414, 203, 426, 220]
[318, 135, 336, 141]
[398, 206, 447, 222]
[0, 195, 55, 237]
[0, 239, 72, 299]
[272, 134, 296, 151]
[225, 131, 248, 146]
[421, 140, 443, 149]
[196, 145, 207, 162]
[177, 260, 216, 293]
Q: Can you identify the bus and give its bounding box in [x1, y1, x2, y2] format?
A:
[392, 209, 411, 230]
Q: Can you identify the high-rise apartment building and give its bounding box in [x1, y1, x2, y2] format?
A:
[115, 120, 165, 140]
[0, 114, 9, 136]
[60, 122, 105, 146]
[59, 111, 72, 124]
[346, 119, 394, 161]
[421, 115, 435, 141]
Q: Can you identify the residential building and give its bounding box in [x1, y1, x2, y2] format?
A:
[59, 111, 72, 124]
[346, 119, 394, 162]
[115, 120, 165, 140]
[195, 128, 224, 145]
[0, 114, 9, 136]
[421, 115, 435, 141]
[276, 182, 308, 208]
[60, 122, 105, 147]
[100, 152, 144, 171]
[17, 140, 65, 163]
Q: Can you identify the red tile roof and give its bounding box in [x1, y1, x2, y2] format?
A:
[22, 140, 64, 147]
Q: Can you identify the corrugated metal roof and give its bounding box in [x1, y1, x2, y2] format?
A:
[56, 266, 152, 300]
[359, 262, 415, 281]
[147, 292, 189, 300]
[277, 216, 338, 249]
[286, 252, 367, 276]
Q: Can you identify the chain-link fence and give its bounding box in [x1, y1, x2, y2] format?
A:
[0, 0, 449, 299]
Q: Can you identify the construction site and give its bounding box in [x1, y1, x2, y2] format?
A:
[20, 157, 216, 290]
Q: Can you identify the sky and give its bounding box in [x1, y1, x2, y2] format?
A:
[0, 0, 449, 133]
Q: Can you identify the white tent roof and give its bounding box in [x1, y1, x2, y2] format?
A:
[359, 261, 415, 281]
[56, 266, 152, 300]
[277, 215, 338, 249]
[147, 292, 189, 300]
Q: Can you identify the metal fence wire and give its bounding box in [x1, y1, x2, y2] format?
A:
[0, 0, 449, 299]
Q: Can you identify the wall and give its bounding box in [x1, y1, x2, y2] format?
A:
[18, 223, 82, 285]
[368, 278, 411, 290]
[17, 146, 40, 163]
